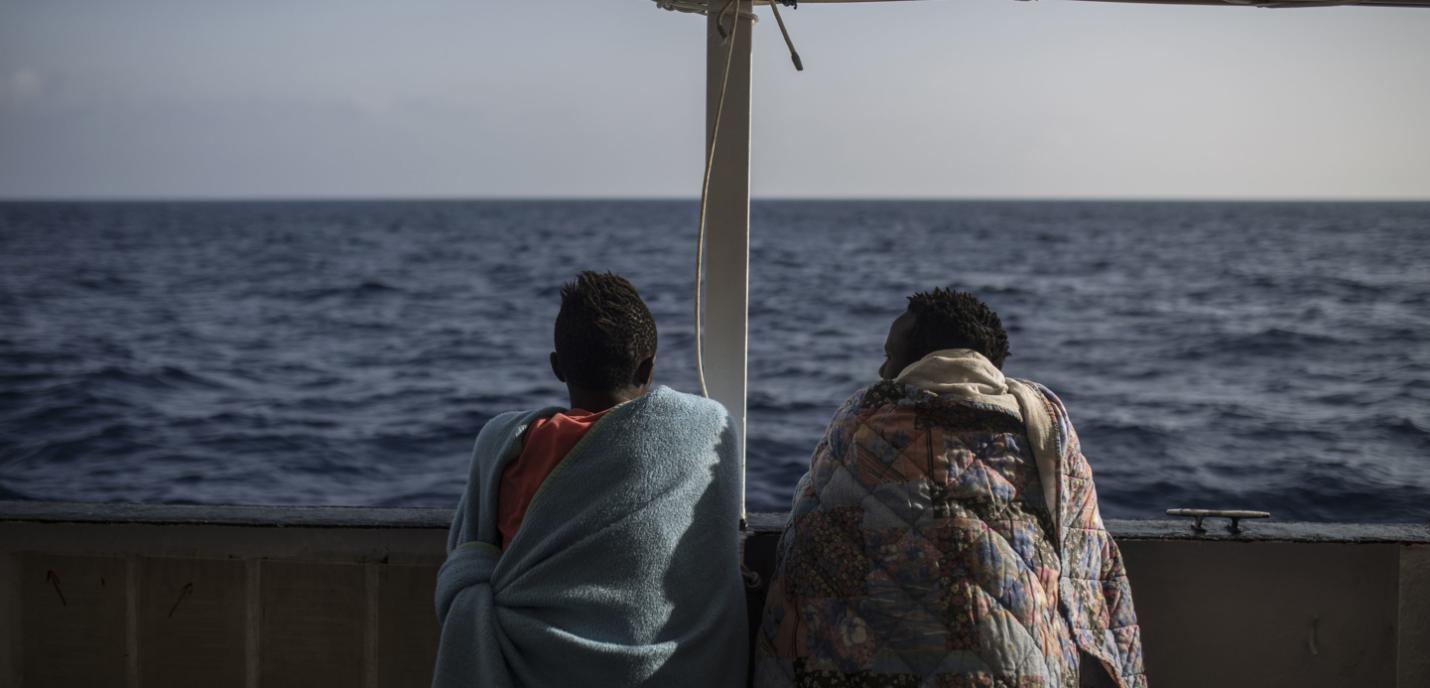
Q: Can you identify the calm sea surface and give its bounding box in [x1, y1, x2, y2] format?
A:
[1, 200, 1427, 522]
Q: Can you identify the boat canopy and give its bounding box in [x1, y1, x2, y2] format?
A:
[657, 0, 1430, 11]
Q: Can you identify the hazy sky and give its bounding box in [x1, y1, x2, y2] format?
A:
[2, 0, 1428, 200]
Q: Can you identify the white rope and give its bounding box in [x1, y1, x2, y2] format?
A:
[694, 0, 740, 399]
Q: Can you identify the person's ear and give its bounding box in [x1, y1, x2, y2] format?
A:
[549, 352, 566, 383]
[633, 356, 655, 388]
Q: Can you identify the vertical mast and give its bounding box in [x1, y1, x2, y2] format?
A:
[704, 0, 753, 518]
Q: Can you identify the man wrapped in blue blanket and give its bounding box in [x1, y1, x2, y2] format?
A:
[433, 271, 748, 688]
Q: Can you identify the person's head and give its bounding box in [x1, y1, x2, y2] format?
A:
[550, 271, 658, 407]
[879, 287, 1010, 379]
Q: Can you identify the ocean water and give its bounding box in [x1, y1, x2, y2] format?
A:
[1, 200, 1427, 522]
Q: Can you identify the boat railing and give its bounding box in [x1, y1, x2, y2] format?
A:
[2, 502, 1427, 687]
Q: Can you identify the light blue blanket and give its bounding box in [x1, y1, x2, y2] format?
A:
[433, 385, 749, 688]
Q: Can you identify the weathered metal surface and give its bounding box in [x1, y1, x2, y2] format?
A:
[750, 511, 1430, 543]
[4, 503, 1425, 543]
[137, 557, 247, 688]
[1399, 545, 1430, 688]
[0, 501, 451, 529]
[19, 553, 128, 688]
[1107, 518, 1430, 544]
[376, 565, 441, 688]
[3, 504, 1430, 686]
[259, 561, 367, 687]
[1123, 540, 1399, 687]
[0, 549, 20, 688]
[0, 521, 446, 566]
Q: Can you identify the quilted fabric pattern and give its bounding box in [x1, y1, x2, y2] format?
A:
[755, 381, 1146, 688]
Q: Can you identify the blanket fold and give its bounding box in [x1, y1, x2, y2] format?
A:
[433, 386, 749, 688]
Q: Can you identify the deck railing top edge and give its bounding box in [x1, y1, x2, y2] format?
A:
[0, 500, 453, 529]
[2, 501, 1428, 544]
[747, 512, 1430, 543]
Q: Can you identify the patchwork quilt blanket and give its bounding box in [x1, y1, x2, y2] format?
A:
[755, 362, 1146, 688]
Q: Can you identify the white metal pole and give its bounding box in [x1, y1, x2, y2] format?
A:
[704, 0, 753, 519]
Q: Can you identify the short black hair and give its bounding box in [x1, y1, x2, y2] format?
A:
[554, 271, 658, 390]
[905, 287, 1010, 369]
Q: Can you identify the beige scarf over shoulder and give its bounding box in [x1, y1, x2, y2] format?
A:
[894, 349, 1061, 536]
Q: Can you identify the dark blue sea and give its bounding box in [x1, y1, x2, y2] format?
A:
[1, 200, 1427, 522]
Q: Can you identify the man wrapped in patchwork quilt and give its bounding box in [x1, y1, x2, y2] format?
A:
[755, 288, 1147, 688]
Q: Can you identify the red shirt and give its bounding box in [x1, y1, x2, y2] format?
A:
[496, 408, 608, 549]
